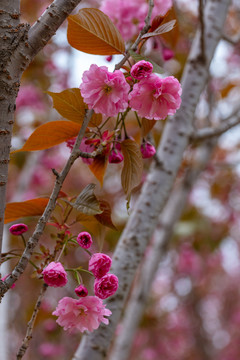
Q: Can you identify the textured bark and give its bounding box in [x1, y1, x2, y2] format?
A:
[73, 1, 231, 359]
[109, 140, 216, 360]
[0, 0, 82, 255]
[0, 0, 21, 262]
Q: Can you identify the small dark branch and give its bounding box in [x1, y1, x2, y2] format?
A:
[115, 0, 154, 70]
[0, 110, 93, 299]
[192, 109, 240, 141]
[16, 283, 48, 359]
[199, 0, 206, 63]
[51, 168, 60, 178]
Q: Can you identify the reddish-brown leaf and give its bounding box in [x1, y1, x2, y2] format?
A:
[141, 118, 157, 137]
[67, 8, 125, 55]
[11, 120, 81, 153]
[89, 155, 108, 186]
[5, 198, 49, 223]
[95, 200, 117, 230]
[141, 20, 176, 40]
[47, 88, 102, 127]
[121, 139, 143, 197]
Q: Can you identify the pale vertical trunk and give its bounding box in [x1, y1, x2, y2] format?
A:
[73, 0, 231, 359]
[109, 140, 216, 360]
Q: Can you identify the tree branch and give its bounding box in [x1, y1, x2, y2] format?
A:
[192, 108, 240, 140]
[109, 140, 216, 360]
[73, 1, 231, 359]
[16, 283, 48, 359]
[0, 110, 93, 299]
[0, 0, 82, 257]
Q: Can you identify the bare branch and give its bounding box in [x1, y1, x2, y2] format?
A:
[16, 284, 48, 359]
[0, 110, 93, 299]
[199, 0, 206, 62]
[192, 108, 240, 140]
[16, 0, 82, 70]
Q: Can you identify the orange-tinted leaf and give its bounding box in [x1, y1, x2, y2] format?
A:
[220, 83, 236, 98]
[47, 88, 102, 127]
[89, 155, 108, 186]
[141, 118, 157, 136]
[11, 121, 81, 153]
[95, 200, 117, 230]
[67, 8, 125, 55]
[141, 20, 176, 39]
[121, 139, 143, 197]
[5, 198, 49, 223]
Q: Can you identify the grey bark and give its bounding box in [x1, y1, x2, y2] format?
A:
[109, 140, 216, 360]
[0, 0, 82, 258]
[73, 0, 231, 359]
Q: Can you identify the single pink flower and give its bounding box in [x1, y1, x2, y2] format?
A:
[75, 285, 88, 297]
[88, 253, 112, 279]
[94, 273, 119, 299]
[52, 296, 112, 333]
[9, 223, 28, 236]
[77, 231, 93, 249]
[129, 74, 182, 120]
[1, 275, 16, 289]
[109, 148, 124, 164]
[80, 64, 130, 117]
[131, 60, 153, 80]
[162, 48, 174, 61]
[140, 142, 156, 159]
[42, 262, 68, 287]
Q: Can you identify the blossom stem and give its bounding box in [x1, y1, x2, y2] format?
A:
[134, 111, 142, 128]
[20, 235, 26, 247]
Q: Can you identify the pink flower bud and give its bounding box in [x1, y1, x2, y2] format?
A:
[94, 273, 118, 299]
[140, 142, 156, 159]
[131, 60, 153, 80]
[109, 149, 124, 164]
[9, 223, 28, 236]
[162, 48, 174, 61]
[106, 56, 113, 62]
[42, 262, 68, 287]
[75, 285, 88, 297]
[88, 253, 112, 279]
[77, 232, 93, 249]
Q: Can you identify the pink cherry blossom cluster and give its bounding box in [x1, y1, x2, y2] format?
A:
[80, 62, 182, 121]
[40, 234, 118, 333]
[88, 253, 119, 299]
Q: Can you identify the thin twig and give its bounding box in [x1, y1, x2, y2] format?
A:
[192, 108, 240, 140]
[115, 0, 154, 70]
[16, 283, 48, 359]
[0, 110, 93, 299]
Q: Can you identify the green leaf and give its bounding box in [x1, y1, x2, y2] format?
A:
[70, 184, 102, 215]
[121, 139, 143, 198]
[67, 8, 125, 55]
[129, 50, 164, 74]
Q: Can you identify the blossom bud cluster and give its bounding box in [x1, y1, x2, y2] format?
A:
[40, 232, 118, 333]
